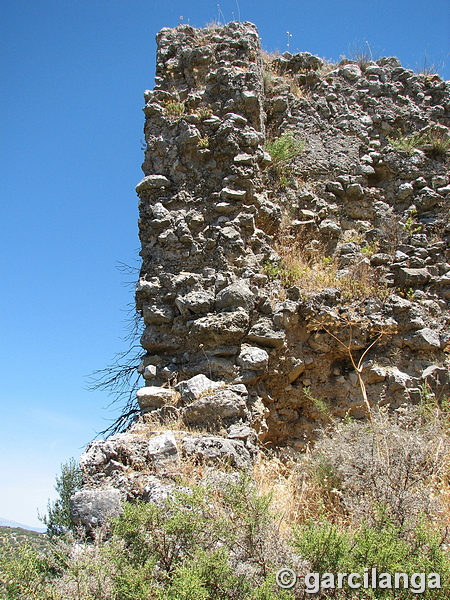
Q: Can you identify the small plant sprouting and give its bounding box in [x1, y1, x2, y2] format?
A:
[196, 105, 213, 120]
[361, 240, 379, 257]
[405, 287, 415, 300]
[263, 68, 275, 93]
[303, 386, 334, 422]
[265, 133, 305, 170]
[197, 136, 210, 149]
[424, 127, 450, 158]
[403, 208, 422, 236]
[389, 127, 450, 158]
[164, 99, 186, 118]
[388, 130, 426, 155]
[263, 259, 281, 281]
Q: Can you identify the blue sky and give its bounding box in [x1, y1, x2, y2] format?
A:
[1, 0, 449, 528]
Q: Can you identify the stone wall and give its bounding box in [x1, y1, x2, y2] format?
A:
[73, 21, 450, 522]
[134, 21, 450, 450]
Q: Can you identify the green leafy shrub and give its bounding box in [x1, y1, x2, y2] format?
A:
[0, 541, 58, 599]
[1, 476, 297, 599]
[294, 515, 450, 598]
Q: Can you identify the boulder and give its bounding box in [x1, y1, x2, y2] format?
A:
[182, 387, 249, 426]
[189, 309, 250, 345]
[340, 64, 362, 81]
[148, 432, 179, 468]
[143, 304, 174, 324]
[236, 346, 269, 372]
[404, 328, 441, 350]
[175, 290, 214, 315]
[215, 282, 254, 311]
[393, 267, 431, 287]
[247, 319, 285, 348]
[136, 175, 170, 192]
[70, 489, 123, 532]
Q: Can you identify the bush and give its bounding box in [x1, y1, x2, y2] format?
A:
[3, 408, 450, 599]
[389, 127, 450, 158]
[0, 541, 58, 599]
[307, 407, 448, 531]
[163, 100, 185, 118]
[1, 475, 298, 599]
[294, 515, 450, 598]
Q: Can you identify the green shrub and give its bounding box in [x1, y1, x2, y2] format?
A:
[294, 514, 450, 598]
[164, 100, 185, 118]
[0, 541, 58, 599]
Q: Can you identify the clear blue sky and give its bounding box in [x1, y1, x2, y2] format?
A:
[1, 0, 449, 528]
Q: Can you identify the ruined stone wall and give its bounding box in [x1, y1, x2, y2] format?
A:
[135, 21, 450, 450]
[72, 22, 450, 525]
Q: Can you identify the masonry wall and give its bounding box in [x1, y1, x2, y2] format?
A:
[135, 21, 450, 449]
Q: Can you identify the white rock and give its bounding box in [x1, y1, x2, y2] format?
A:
[340, 64, 362, 81]
[175, 374, 222, 402]
[135, 175, 170, 192]
[136, 386, 178, 409]
[237, 346, 269, 371]
[148, 432, 179, 467]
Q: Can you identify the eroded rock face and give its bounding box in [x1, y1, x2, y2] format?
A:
[74, 22, 450, 527]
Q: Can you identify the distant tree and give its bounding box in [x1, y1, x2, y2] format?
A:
[39, 458, 83, 537]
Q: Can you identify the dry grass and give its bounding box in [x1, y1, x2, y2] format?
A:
[254, 403, 450, 537]
[253, 450, 347, 535]
[266, 237, 388, 301]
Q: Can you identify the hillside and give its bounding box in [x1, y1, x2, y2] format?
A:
[0, 525, 48, 552]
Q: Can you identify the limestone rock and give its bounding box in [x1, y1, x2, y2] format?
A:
[340, 64, 362, 81]
[182, 387, 249, 426]
[236, 346, 269, 372]
[143, 304, 174, 324]
[404, 328, 441, 350]
[70, 489, 123, 532]
[247, 319, 285, 348]
[136, 386, 178, 410]
[394, 267, 431, 287]
[148, 432, 179, 468]
[175, 290, 214, 315]
[181, 436, 252, 468]
[189, 309, 250, 345]
[175, 374, 222, 403]
[136, 175, 170, 192]
[215, 282, 255, 311]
